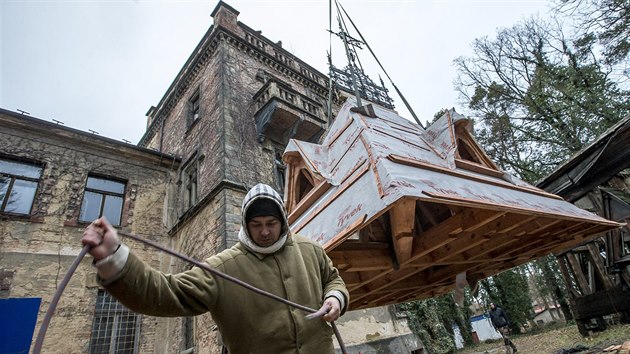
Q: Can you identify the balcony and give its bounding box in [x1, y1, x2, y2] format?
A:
[253, 79, 328, 144]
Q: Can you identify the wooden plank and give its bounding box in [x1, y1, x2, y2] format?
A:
[347, 212, 464, 293]
[455, 158, 504, 178]
[323, 214, 367, 251]
[411, 233, 538, 291]
[557, 255, 578, 299]
[454, 124, 498, 169]
[350, 228, 490, 303]
[351, 211, 522, 305]
[574, 286, 630, 320]
[390, 198, 416, 264]
[339, 271, 361, 286]
[412, 257, 511, 266]
[509, 234, 572, 260]
[460, 208, 506, 232]
[586, 242, 615, 290]
[409, 220, 585, 295]
[486, 220, 577, 259]
[287, 180, 331, 224]
[449, 214, 552, 261]
[294, 162, 369, 234]
[330, 248, 392, 272]
[417, 202, 438, 227]
[335, 240, 389, 251]
[566, 252, 592, 295]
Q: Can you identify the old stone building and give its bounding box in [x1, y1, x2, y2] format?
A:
[1, 1, 423, 353]
[0, 108, 180, 353]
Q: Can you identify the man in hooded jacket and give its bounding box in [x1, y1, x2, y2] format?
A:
[81, 183, 348, 354]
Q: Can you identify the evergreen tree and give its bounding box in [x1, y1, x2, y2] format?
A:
[556, 0, 630, 66]
[399, 298, 457, 354]
[455, 17, 630, 182]
[535, 255, 573, 321]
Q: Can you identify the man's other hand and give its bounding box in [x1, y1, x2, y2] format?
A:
[322, 297, 341, 322]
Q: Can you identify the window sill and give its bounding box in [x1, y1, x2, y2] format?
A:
[64, 220, 122, 228]
[0, 212, 44, 223]
[185, 116, 202, 135]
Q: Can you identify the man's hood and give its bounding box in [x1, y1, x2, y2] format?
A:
[238, 183, 290, 254]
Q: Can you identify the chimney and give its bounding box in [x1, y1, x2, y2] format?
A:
[210, 1, 240, 32]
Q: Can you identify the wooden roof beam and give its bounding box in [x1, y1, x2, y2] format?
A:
[330, 248, 393, 272]
[585, 242, 615, 289]
[409, 212, 523, 268]
[350, 209, 508, 303]
[349, 230, 488, 302]
[497, 221, 594, 260]
[347, 211, 464, 292]
[466, 227, 596, 280]
[390, 198, 416, 264]
[349, 210, 565, 305]
[334, 240, 389, 251]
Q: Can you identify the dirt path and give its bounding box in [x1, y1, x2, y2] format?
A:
[457, 324, 630, 354]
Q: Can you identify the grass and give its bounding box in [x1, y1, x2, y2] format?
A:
[457, 323, 630, 354]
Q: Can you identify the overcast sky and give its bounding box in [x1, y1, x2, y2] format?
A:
[1, 0, 551, 144]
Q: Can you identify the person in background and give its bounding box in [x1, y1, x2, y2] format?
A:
[81, 183, 348, 354]
[489, 302, 518, 353]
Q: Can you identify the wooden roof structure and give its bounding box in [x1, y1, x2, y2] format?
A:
[282, 99, 620, 310]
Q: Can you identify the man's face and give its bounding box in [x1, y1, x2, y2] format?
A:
[490, 303, 496, 310]
[247, 215, 282, 247]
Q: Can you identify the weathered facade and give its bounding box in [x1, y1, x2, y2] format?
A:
[1, 1, 422, 353]
[136, 1, 421, 353]
[0, 108, 180, 353]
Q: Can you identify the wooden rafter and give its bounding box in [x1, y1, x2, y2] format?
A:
[350, 210, 512, 303]
[586, 243, 615, 289]
[389, 198, 416, 264]
[566, 251, 593, 295]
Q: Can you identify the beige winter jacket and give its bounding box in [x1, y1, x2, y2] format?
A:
[103, 234, 347, 354]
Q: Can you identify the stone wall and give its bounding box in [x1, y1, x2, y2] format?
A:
[0, 112, 178, 353]
[335, 306, 424, 353]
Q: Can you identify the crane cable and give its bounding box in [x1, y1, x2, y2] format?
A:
[335, 0, 423, 128]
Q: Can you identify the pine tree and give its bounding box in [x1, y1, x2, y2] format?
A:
[455, 17, 630, 182]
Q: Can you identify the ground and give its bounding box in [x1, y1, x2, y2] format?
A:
[457, 324, 630, 354]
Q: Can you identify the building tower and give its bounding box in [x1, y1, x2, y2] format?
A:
[138, 1, 422, 352]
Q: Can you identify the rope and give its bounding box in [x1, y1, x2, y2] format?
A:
[33, 232, 348, 354]
[33, 245, 91, 354]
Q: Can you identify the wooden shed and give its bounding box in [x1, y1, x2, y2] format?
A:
[283, 99, 620, 310]
[537, 115, 630, 334]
